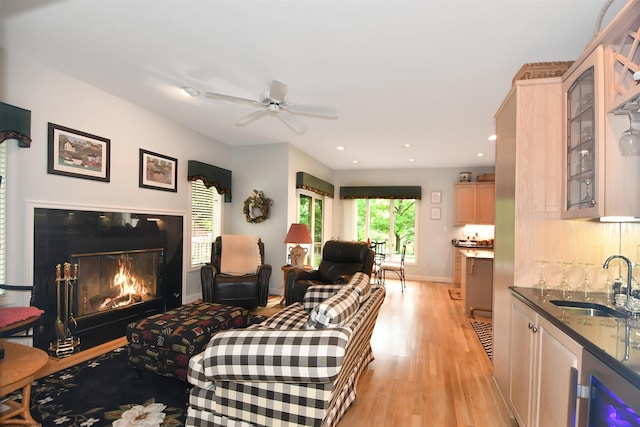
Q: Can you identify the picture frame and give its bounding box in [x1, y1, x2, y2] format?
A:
[430, 207, 441, 220]
[47, 123, 110, 182]
[139, 149, 178, 192]
[431, 191, 442, 204]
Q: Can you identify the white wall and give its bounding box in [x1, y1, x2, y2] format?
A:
[1, 48, 232, 302]
[333, 166, 494, 281]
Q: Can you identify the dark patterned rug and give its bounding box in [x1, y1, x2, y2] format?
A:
[4, 346, 188, 426]
[471, 320, 493, 361]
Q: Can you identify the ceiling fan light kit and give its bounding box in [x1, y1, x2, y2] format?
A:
[201, 79, 337, 134]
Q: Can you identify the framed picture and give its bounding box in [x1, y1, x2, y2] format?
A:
[47, 123, 110, 182]
[431, 191, 442, 204]
[430, 207, 441, 220]
[139, 149, 178, 192]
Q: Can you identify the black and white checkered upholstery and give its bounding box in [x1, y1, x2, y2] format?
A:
[186, 277, 385, 427]
[306, 287, 359, 329]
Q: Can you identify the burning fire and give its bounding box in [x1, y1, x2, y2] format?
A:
[99, 255, 151, 310]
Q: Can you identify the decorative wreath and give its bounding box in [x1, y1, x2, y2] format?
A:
[243, 190, 272, 223]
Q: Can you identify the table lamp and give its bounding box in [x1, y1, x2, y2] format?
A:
[284, 223, 313, 266]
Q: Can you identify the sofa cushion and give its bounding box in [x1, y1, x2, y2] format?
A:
[306, 287, 359, 329]
[261, 303, 309, 329]
[345, 272, 371, 304]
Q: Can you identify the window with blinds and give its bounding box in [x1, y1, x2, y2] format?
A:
[190, 179, 222, 267]
[0, 143, 6, 293]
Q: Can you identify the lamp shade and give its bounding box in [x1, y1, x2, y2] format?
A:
[284, 223, 313, 244]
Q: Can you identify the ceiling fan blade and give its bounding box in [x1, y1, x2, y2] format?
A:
[204, 91, 262, 106]
[268, 80, 288, 103]
[277, 110, 306, 134]
[236, 109, 269, 126]
[285, 103, 338, 118]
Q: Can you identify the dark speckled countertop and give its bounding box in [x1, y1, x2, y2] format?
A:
[511, 286, 640, 390]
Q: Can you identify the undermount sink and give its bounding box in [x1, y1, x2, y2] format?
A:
[550, 300, 626, 318]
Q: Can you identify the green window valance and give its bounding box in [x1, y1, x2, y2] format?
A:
[340, 186, 422, 200]
[187, 160, 232, 202]
[0, 102, 31, 147]
[296, 172, 334, 198]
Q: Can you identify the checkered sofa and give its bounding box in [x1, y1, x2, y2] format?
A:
[186, 272, 385, 427]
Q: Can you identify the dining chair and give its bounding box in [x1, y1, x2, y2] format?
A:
[370, 240, 387, 284]
[380, 241, 408, 291]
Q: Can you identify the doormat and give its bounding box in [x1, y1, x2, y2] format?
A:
[448, 289, 461, 300]
[471, 320, 493, 361]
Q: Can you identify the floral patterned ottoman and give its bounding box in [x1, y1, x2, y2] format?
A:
[126, 302, 250, 381]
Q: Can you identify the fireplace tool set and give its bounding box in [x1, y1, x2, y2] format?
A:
[49, 262, 81, 358]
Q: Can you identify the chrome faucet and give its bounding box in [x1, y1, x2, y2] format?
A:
[603, 254, 633, 302]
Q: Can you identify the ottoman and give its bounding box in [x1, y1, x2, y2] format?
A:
[126, 302, 250, 380]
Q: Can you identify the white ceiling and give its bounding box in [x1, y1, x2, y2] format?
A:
[0, 0, 628, 170]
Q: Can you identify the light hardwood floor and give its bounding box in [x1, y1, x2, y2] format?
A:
[34, 280, 516, 426]
[338, 279, 516, 427]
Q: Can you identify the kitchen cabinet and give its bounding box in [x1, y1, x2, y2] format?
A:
[453, 182, 494, 225]
[453, 247, 463, 287]
[509, 296, 583, 427]
[561, 0, 640, 219]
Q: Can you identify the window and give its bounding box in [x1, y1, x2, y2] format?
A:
[190, 180, 222, 267]
[298, 190, 324, 266]
[0, 143, 5, 294]
[355, 198, 416, 262]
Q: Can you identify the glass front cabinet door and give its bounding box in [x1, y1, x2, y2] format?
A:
[562, 46, 605, 219]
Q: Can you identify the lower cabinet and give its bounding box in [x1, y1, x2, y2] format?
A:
[509, 295, 583, 427]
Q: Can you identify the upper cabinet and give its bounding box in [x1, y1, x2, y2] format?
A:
[562, 46, 605, 218]
[562, 1, 640, 219]
[454, 182, 495, 225]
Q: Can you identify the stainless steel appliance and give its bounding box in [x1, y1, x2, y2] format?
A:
[574, 350, 640, 426]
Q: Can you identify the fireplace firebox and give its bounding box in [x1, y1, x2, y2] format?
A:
[33, 208, 183, 353]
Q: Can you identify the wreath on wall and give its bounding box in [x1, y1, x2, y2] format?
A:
[243, 190, 272, 223]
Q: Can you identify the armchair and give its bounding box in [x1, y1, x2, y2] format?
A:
[200, 235, 272, 309]
[0, 284, 44, 339]
[285, 240, 374, 305]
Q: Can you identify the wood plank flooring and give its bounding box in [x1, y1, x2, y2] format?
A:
[338, 279, 516, 427]
[34, 281, 516, 426]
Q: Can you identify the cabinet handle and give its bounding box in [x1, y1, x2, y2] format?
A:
[528, 322, 534, 330]
[528, 322, 539, 333]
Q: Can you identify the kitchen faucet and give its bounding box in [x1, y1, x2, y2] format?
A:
[603, 254, 634, 303]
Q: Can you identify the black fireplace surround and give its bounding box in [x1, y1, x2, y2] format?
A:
[32, 207, 183, 352]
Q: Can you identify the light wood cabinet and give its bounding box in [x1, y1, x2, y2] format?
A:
[509, 296, 582, 427]
[453, 182, 495, 225]
[561, 1, 640, 219]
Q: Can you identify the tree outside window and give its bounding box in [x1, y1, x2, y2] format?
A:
[356, 198, 415, 261]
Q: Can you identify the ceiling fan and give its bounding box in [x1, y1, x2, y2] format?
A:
[204, 80, 338, 134]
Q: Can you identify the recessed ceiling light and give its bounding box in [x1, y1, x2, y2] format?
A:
[352, 160, 359, 164]
[180, 86, 200, 97]
[408, 158, 415, 162]
[337, 146, 345, 151]
[488, 134, 497, 141]
[402, 144, 412, 148]
[477, 152, 485, 157]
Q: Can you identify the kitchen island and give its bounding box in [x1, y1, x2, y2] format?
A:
[460, 249, 493, 316]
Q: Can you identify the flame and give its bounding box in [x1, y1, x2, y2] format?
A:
[99, 255, 150, 309]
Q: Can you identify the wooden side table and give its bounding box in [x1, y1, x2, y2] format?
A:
[0, 340, 49, 425]
[281, 265, 313, 304]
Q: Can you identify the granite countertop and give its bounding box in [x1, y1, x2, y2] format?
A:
[511, 286, 640, 389]
[460, 249, 494, 259]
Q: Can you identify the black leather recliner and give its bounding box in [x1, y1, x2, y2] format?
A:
[200, 236, 272, 309]
[285, 240, 374, 305]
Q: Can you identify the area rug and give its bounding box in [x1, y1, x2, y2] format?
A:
[471, 320, 493, 361]
[448, 288, 461, 300]
[5, 346, 189, 426]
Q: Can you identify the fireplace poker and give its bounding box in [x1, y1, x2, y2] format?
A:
[54, 264, 65, 339]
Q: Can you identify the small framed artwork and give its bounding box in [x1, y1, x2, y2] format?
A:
[430, 207, 441, 220]
[431, 191, 442, 204]
[47, 123, 110, 182]
[139, 149, 178, 192]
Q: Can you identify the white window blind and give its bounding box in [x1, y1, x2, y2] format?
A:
[191, 180, 222, 267]
[0, 143, 6, 293]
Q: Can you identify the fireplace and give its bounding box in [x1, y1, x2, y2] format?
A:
[32, 207, 183, 353]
